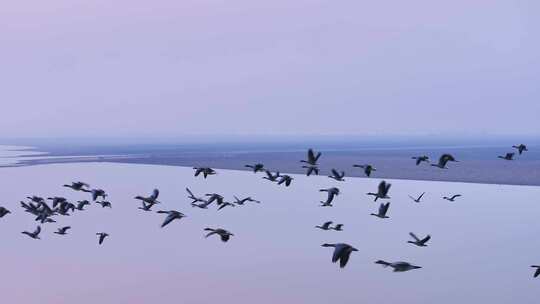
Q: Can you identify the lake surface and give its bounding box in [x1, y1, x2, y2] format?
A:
[1, 159, 539, 303]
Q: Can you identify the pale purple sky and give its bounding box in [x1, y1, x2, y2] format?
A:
[1, 0, 538, 138]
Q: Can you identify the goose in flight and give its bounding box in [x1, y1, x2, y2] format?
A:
[375, 260, 422, 272]
[22, 226, 41, 239]
[371, 202, 390, 219]
[186, 188, 207, 204]
[157, 210, 186, 227]
[320, 187, 340, 206]
[134, 189, 160, 205]
[321, 243, 358, 268]
[431, 154, 458, 169]
[233, 196, 260, 205]
[367, 181, 391, 201]
[218, 201, 236, 211]
[408, 192, 425, 203]
[301, 148, 321, 166]
[90, 189, 107, 201]
[408, 232, 430, 247]
[96, 201, 112, 208]
[531, 266, 540, 278]
[138, 201, 157, 211]
[277, 175, 293, 187]
[512, 144, 528, 155]
[412, 155, 429, 166]
[193, 167, 216, 179]
[76, 200, 90, 211]
[353, 164, 376, 177]
[498, 152, 515, 160]
[245, 163, 265, 173]
[54, 226, 71, 235]
[191, 201, 212, 209]
[96, 232, 109, 245]
[263, 170, 281, 182]
[0, 206, 11, 218]
[315, 221, 333, 230]
[63, 181, 90, 191]
[332, 224, 344, 231]
[303, 165, 319, 176]
[328, 169, 345, 181]
[443, 194, 462, 202]
[205, 193, 225, 205]
[204, 228, 234, 242]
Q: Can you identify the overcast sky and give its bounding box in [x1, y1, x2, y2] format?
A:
[1, 0, 538, 139]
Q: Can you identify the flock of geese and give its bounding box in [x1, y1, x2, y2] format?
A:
[2, 143, 537, 277]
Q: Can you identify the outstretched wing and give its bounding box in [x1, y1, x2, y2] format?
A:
[409, 232, 420, 242]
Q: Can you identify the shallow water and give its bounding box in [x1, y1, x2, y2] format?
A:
[1, 161, 539, 303]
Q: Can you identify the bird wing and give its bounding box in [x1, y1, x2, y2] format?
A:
[34, 226, 41, 235]
[307, 149, 315, 162]
[416, 158, 422, 165]
[322, 221, 333, 229]
[152, 189, 159, 200]
[332, 245, 346, 263]
[314, 151, 321, 161]
[331, 169, 339, 177]
[409, 232, 420, 242]
[220, 234, 230, 242]
[451, 194, 462, 200]
[421, 235, 431, 244]
[381, 203, 390, 215]
[378, 181, 386, 194]
[535, 267, 540, 278]
[418, 192, 425, 200]
[205, 231, 217, 238]
[161, 214, 177, 227]
[339, 251, 351, 268]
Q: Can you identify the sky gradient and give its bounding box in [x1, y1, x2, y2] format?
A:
[1, 0, 539, 138]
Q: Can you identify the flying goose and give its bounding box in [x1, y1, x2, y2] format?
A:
[302, 165, 319, 176]
[371, 202, 390, 219]
[191, 200, 212, 209]
[328, 169, 345, 181]
[353, 164, 376, 177]
[54, 226, 71, 235]
[408, 192, 425, 203]
[157, 210, 186, 227]
[332, 224, 344, 231]
[263, 170, 281, 182]
[193, 167, 216, 178]
[407, 232, 430, 247]
[531, 266, 540, 278]
[367, 181, 391, 201]
[205, 193, 225, 205]
[443, 194, 461, 202]
[512, 144, 528, 155]
[22, 226, 41, 239]
[95, 201, 112, 208]
[277, 175, 293, 187]
[233, 196, 260, 205]
[320, 187, 340, 206]
[301, 148, 321, 166]
[375, 260, 422, 272]
[63, 181, 90, 191]
[96, 232, 109, 245]
[218, 201, 236, 211]
[204, 228, 234, 242]
[0, 206, 11, 218]
[498, 152, 515, 160]
[315, 221, 333, 230]
[431, 154, 458, 169]
[245, 163, 265, 173]
[134, 189, 160, 205]
[186, 188, 207, 204]
[412, 155, 429, 166]
[90, 189, 107, 201]
[321, 243, 358, 268]
[138, 201, 155, 211]
[76, 200, 90, 211]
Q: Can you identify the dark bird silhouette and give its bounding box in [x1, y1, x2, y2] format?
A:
[54, 226, 71, 235]
[205, 193, 225, 205]
[319, 187, 340, 207]
[193, 167, 216, 178]
[204, 228, 234, 242]
[408, 192, 425, 203]
[332, 224, 344, 231]
[138, 201, 154, 211]
[315, 221, 333, 230]
[412, 155, 429, 166]
[407, 232, 430, 247]
[353, 164, 376, 177]
[0, 206, 11, 218]
[233, 196, 260, 205]
[512, 144, 528, 155]
[367, 180, 391, 201]
[531, 266, 540, 278]
[47, 196, 67, 208]
[157, 210, 186, 227]
[431, 154, 458, 169]
[302, 165, 319, 176]
[76, 200, 90, 211]
[498, 152, 515, 160]
[191, 200, 212, 209]
[186, 188, 207, 204]
[22, 226, 41, 239]
[301, 148, 321, 166]
[245, 163, 265, 173]
[134, 189, 160, 205]
[218, 201, 236, 211]
[27, 196, 45, 203]
[371, 202, 390, 219]
[321, 243, 358, 268]
[277, 175, 293, 187]
[375, 260, 422, 272]
[96, 201, 112, 208]
[263, 170, 281, 182]
[63, 181, 90, 191]
[96, 232, 109, 245]
[443, 194, 462, 202]
[328, 169, 345, 181]
[90, 189, 107, 201]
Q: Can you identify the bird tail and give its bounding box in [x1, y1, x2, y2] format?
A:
[375, 260, 391, 267]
